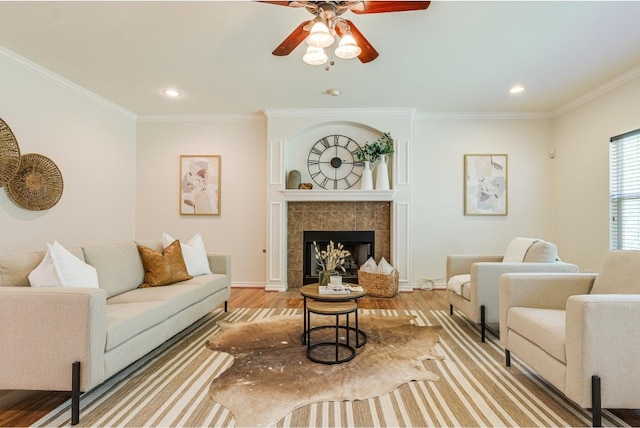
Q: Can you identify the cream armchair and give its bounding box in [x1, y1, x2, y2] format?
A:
[499, 251, 640, 426]
[446, 238, 578, 342]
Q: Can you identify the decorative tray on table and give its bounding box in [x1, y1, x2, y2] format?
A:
[318, 284, 364, 295]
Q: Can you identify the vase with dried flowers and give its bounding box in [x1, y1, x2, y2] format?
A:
[313, 240, 351, 286]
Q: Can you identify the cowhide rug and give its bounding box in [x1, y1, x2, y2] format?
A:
[206, 314, 443, 427]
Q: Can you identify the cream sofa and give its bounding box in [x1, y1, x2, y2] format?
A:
[0, 239, 231, 424]
[447, 238, 579, 341]
[499, 251, 640, 426]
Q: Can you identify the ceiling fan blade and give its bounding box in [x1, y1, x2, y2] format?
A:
[351, 1, 431, 14]
[340, 20, 378, 63]
[272, 20, 311, 56]
[258, 1, 305, 7]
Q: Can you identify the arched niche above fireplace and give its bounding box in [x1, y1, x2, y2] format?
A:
[283, 121, 386, 192]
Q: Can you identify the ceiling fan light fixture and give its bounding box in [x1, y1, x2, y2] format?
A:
[335, 33, 361, 59]
[303, 46, 328, 65]
[306, 21, 334, 48]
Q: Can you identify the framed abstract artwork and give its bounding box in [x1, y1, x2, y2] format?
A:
[464, 154, 508, 216]
[179, 155, 221, 215]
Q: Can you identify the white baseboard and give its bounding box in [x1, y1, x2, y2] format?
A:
[231, 282, 446, 292]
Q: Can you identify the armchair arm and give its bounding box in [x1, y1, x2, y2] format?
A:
[446, 254, 503, 280]
[207, 253, 231, 276]
[499, 272, 595, 343]
[473, 262, 580, 325]
[0, 286, 107, 392]
[565, 294, 640, 408]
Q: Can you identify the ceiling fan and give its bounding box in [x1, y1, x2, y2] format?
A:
[260, 1, 431, 65]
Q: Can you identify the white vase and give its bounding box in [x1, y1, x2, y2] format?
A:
[359, 161, 373, 190]
[375, 155, 390, 190]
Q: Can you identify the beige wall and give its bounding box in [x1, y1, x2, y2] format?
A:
[3, 43, 639, 286]
[551, 76, 640, 273]
[0, 49, 137, 253]
[411, 117, 555, 284]
[135, 118, 267, 286]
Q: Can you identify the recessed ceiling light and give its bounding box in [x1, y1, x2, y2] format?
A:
[326, 88, 341, 96]
[510, 86, 525, 94]
[163, 88, 181, 97]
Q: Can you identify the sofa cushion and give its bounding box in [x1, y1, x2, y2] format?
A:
[0, 247, 85, 287]
[591, 250, 640, 294]
[137, 240, 192, 288]
[105, 300, 167, 351]
[507, 307, 566, 363]
[83, 241, 145, 298]
[105, 274, 227, 350]
[29, 241, 99, 288]
[523, 240, 558, 262]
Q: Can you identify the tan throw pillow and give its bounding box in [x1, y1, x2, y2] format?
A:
[137, 240, 192, 288]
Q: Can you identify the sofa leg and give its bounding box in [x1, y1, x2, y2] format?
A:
[592, 375, 602, 427]
[224, 301, 228, 312]
[505, 350, 511, 367]
[480, 305, 486, 342]
[71, 361, 80, 425]
[449, 304, 453, 315]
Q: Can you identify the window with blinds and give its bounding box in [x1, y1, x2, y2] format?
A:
[610, 128, 640, 250]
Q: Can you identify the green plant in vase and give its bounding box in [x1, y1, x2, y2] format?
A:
[313, 240, 350, 286]
[353, 132, 394, 163]
[353, 132, 394, 190]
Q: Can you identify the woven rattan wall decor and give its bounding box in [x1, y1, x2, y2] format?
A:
[7, 153, 63, 211]
[0, 118, 21, 187]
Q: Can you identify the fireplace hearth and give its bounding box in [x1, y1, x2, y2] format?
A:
[303, 230, 375, 285]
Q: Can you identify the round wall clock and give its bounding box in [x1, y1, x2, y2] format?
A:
[307, 134, 363, 189]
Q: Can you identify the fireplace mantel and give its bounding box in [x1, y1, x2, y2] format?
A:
[279, 189, 396, 202]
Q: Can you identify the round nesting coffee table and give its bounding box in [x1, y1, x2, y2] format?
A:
[300, 283, 367, 348]
[306, 300, 358, 364]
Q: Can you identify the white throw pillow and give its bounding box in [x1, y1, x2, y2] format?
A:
[502, 237, 539, 263]
[360, 257, 377, 272]
[377, 257, 395, 274]
[162, 232, 212, 276]
[28, 241, 99, 288]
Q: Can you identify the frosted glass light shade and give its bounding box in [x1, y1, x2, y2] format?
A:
[303, 46, 328, 65]
[306, 21, 334, 48]
[335, 34, 361, 59]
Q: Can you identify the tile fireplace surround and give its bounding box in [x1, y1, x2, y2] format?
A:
[287, 201, 391, 287]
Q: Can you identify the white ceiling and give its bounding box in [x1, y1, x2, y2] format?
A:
[1, 1, 640, 116]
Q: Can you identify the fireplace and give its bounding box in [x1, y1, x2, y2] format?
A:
[303, 230, 375, 285]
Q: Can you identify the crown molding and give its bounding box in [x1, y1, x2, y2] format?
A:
[414, 111, 553, 120]
[0, 46, 136, 121]
[262, 108, 416, 118]
[552, 64, 640, 117]
[136, 114, 265, 123]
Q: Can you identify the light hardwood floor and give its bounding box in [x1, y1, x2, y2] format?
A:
[0, 288, 637, 427]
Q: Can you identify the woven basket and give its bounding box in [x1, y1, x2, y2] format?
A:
[7, 153, 63, 211]
[358, 269, 399, 298]
[0, 118, 21, 187]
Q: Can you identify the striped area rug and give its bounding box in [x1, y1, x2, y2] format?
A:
[33, 308, 628, 427]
